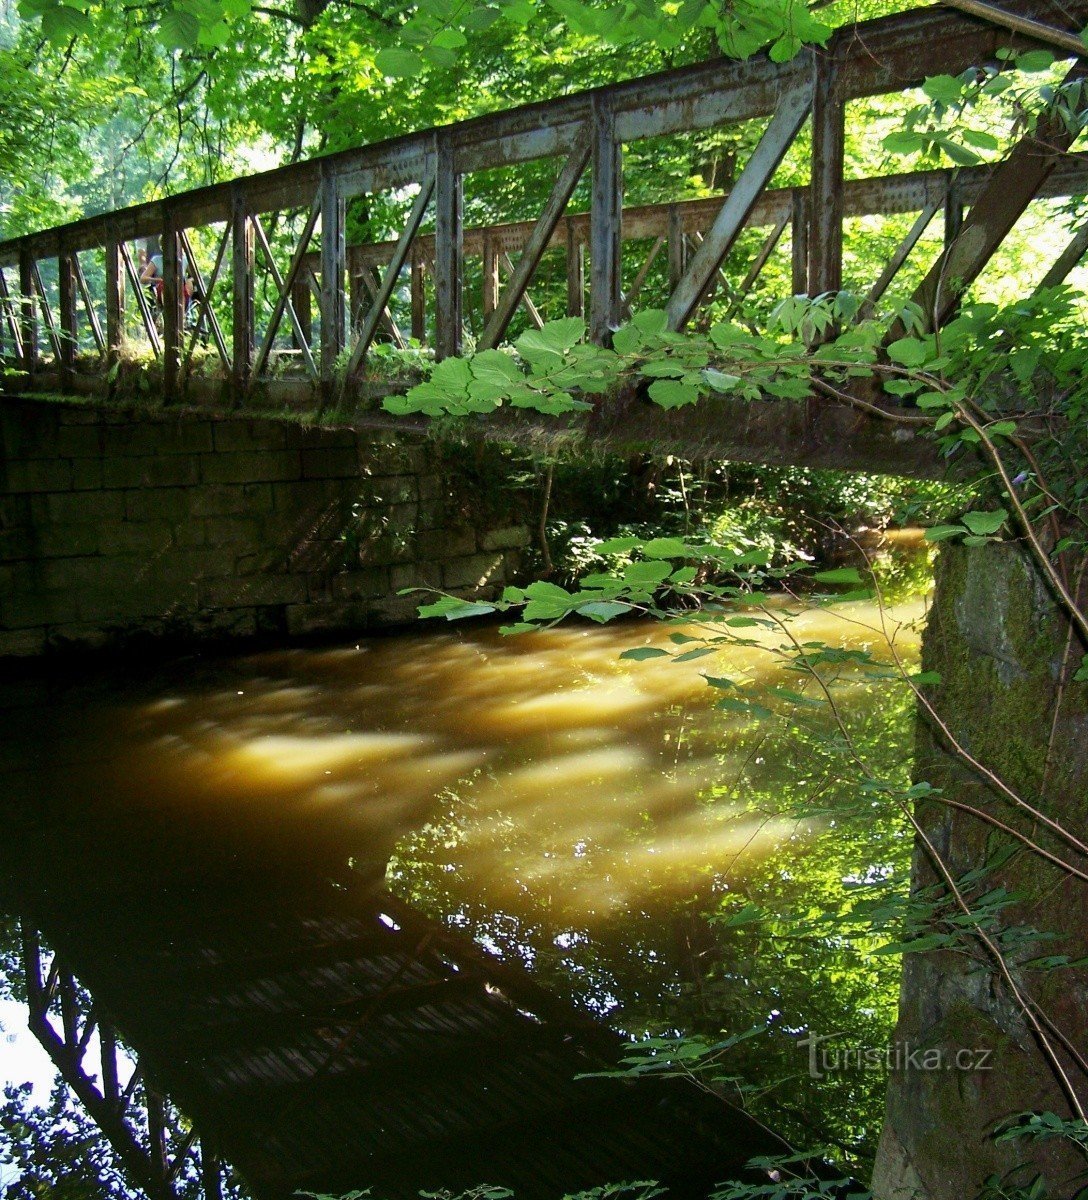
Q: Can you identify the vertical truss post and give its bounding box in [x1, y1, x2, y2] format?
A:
[566, 220, 585, 318]
[482, 230, 499, 320]
[410, 251, 426, 342]
[147, 1086, 168, 1184]
[945, 175, 964, 247]
[18, 243, 37, 380]
[201, 1147, 223, 1200]
[101, 1021, 120, 1106]
[590, 95, 622, 344]
[162, 212, 184, 404]
[105, 233, 125, 366]
[791, 189, 810, 296]
[667, 206, 685, 293]
[320, 164, 347, 387]
[292, 274, 313, 350]
[58, 249, 78, 387]
[231, 185, 254, 400]
[808, 49, 845, 300]
[434, 136, 463, 360]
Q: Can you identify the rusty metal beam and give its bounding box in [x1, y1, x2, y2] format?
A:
[895, 66, 1086, 336]
[231, 186, 255, 396]
[1036, 212, 1088, 291]
[434, 137, 463, 360]
[667, 79, 812, 329]
[480, 127, 591, 349]
[347, 160, 435, 372]
[859, 196, 942, 318]
[589, 96, 622, 344]
[940, 0, 1088, 59]
[319, 166, 347, 386]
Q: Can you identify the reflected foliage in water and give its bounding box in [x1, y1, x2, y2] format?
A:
[0, 590, 926, 1191]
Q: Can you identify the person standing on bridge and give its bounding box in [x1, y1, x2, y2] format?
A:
[139, 238, 196, 326]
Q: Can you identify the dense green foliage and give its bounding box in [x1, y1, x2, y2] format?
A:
[3, 1, 1088, 1198]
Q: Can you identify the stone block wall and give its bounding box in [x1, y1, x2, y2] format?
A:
[872, 543, 1088, 1199]
[0, 397, 533, 658]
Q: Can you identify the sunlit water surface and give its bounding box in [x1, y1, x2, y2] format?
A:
[0, 595, 926, 1184]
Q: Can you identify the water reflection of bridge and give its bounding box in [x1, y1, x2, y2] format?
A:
[4, 797, 780, 1200]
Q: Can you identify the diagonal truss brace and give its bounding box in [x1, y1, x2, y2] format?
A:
[0, 266, 25, 359]
[479, 127, 592, 349]
[1035, 210, 1088, 292]
[251, 200, 321, 384]
[30, 261, 65, 363]
[71, 254, 106, 357]
[666, 79, 813, 331]
[180, 225, 232, 374]
[346, 160, 437, 375]
[892, 64, 1086, 338]
[858, 195, 942, 320]
[119, 240, 162, 357]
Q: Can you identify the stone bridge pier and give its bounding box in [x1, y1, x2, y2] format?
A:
[0, 396, 532, 658]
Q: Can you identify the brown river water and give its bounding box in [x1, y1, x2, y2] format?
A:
[0, 594, 926, 1195]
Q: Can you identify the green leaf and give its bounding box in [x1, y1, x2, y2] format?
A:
[158, 6, 201, 48]
[883, 130, 925, 155]
[1016, 49, 1055, 72]
[418, 596, 495, 620]
[596, 536, 640, 554]
[641, 537, 693, 559]
[576, 601, 629, 622]
[515, 316, 586, 360]
[703, 368, 741, 393]
[36, 0, 92, 38]
[924, 524, 963, 542]
[431, 27, 468, 49]
[632, 308, 668, 337]
[620, 646, 670, 661]
[922, 74, 962, 105]
[672, 647, 716, 662]
[648, 378, 701, 409]
[886, 337, 929, 367]
[524, 579, 573, 603]
[624, 560, 673, 585]
[960, 508, 1007, 536]
[960, 128, 1000, 151]
[374, 46, 425, 77]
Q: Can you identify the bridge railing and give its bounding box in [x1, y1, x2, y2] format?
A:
[1, 0, 1086, 409]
